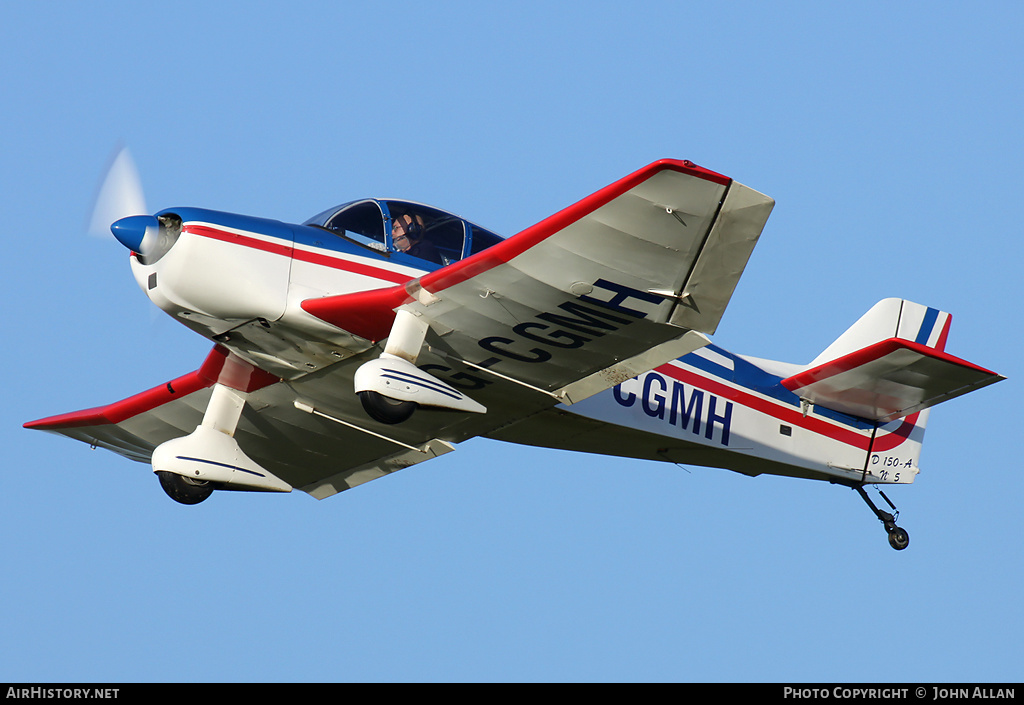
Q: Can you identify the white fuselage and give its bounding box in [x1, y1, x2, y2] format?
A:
[130, 206, 924, 487]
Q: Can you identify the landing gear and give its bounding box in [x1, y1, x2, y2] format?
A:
[358, 390, 417, 425]
[887, 525, 910, 551]
[855, 485, 910, 551]
[150, 381, 292, 504]
[157, 470, 214, 505]
[352, 310, 487, 425]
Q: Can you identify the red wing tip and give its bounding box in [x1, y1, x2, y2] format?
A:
[25, 347, 283, 433]
[24, 409, 109, 430]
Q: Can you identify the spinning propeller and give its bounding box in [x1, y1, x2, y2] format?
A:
[89, 147, 163, 258]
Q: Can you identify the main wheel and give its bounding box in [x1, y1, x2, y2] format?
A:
[157, 470, 214, 505]
[887, 526, 910, 551]
[358, 390, 417, 424]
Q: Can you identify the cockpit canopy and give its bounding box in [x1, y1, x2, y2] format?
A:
[303, 199, 504, 266]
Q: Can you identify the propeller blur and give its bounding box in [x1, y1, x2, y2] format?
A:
[88, 147, 147, 238]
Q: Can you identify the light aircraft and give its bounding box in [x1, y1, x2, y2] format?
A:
[25, 153, 1004, 550]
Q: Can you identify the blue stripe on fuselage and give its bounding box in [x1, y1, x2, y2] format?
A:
[677, 344, 874, 430]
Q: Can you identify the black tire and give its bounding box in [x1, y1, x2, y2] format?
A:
[887, 527, 910, 551]
[156, 470, 214, 505]
[359, 390, 417, 424]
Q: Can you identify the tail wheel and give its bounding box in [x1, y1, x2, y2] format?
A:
[887, 527, 910, 551]
[156, 470, 214, 505]
[358, 391, 417, 424]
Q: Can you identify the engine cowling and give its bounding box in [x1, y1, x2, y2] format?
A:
[126, 208, 294, 331]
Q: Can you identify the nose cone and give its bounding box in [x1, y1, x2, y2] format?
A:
[110, 215, 160, 254]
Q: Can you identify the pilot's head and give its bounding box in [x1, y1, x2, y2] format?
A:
[392, 214, 423, 253]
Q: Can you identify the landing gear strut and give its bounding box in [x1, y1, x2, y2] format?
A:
[855, 485, 910, 550]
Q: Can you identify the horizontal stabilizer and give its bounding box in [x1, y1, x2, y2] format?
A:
[782, 338, 1004, 423]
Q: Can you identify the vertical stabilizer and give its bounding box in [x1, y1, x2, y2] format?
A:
[808, 298, 951, 368]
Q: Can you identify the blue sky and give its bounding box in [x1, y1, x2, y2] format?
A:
[2, 1, 1021, 682]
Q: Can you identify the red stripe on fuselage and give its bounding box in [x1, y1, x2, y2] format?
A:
[657, 362, 918, 452]
[290, 247, 414, 285]
[184, 224, 416, 286]
[184, 224, 292, 258]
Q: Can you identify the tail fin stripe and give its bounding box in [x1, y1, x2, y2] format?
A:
[914, 307, 939, 346]
[933, 312, 952, 352]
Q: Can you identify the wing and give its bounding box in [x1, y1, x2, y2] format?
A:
[24, 346, 457, 499]
[303, 159, 775, 406]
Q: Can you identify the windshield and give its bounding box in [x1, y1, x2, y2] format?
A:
[305, 199, 504, 265]
[304, 200, 387, 252]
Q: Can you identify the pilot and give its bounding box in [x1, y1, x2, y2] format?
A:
[392, 213, 441, 263]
